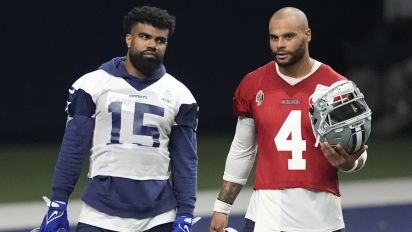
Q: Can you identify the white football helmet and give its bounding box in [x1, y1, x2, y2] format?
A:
[309, 80, 372, 153]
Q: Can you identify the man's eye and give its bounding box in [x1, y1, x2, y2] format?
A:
[156, 38, 167, 44]
[139, 34, 150, 39]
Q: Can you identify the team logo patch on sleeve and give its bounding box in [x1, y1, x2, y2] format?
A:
[256, 90, 264, 106]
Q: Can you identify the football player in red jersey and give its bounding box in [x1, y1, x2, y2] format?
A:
[210, 7, 368, 232]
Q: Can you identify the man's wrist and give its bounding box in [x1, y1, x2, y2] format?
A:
[340, 159, 358, 173]
[213, 199, 232, 214]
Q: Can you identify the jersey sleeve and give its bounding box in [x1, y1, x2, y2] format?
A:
[175, 103, 198, 131]
[173, 84, 199, 131]
[233, 74, 254, 117]
[66, 87, 96, 117]
[67, 72, 100, 117]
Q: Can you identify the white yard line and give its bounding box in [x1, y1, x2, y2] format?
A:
[1, 177, 411, 230]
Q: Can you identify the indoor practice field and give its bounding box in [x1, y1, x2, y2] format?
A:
[3, 1, 412, 231]
[0, 135, 411, 232]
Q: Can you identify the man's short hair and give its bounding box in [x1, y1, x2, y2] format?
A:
[123, 6, 176, 37]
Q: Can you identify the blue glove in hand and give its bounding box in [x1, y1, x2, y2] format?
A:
[39, 196, 70, 232]
[172, 216, 201, 232]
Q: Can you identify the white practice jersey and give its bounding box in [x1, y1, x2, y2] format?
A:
[70, 69, 197, 181]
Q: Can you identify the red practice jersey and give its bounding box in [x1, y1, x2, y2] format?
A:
[233, 61, 346, 196]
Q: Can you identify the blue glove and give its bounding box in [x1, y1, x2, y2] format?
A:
[39, 196, 70, 232]
[172, 216, 201, 232]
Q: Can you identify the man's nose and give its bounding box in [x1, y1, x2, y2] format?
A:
[146, 39, 158, 50]
[276, 38, 286, 48]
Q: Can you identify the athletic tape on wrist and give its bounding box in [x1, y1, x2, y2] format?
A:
[213, 199, 232, 214]
[340, 159, 358, 173]
[358, 151, 368, 170]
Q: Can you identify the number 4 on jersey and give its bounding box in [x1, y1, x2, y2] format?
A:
[274, 110, 306, 170]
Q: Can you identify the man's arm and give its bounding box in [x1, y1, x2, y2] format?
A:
[170, 102, 199, 232]
[222, 117, 257, 185]
[210, 181, 243, 232]
[217, 181, 243, 205]
[169, 125, 198, 217]
[170, 102, 199, 218]
[39, 87, 95, 231]
[52, 87, 96, 201]
[210, 117, 257, 232]
[52, 115, 94, 201]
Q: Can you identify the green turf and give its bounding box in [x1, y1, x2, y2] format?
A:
[0, 134, 411, 203]
[0, 144, 89, 203]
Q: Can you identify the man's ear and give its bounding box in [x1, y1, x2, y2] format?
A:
[305, 28, 312, 43]
[125, 34, 132, 48]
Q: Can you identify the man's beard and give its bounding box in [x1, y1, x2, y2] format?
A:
[129, 50, 163, 76]
[272, 39, 306, 67]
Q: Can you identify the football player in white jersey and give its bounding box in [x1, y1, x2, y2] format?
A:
[210, 7, 369, 232]
[37, 6, 199, 232]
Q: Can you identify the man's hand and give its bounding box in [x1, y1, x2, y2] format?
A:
[172, 216, 201, 232]
[321, 142, 367, 170]
[210, 211, 229, 232]
[39, 196, 69, 232]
